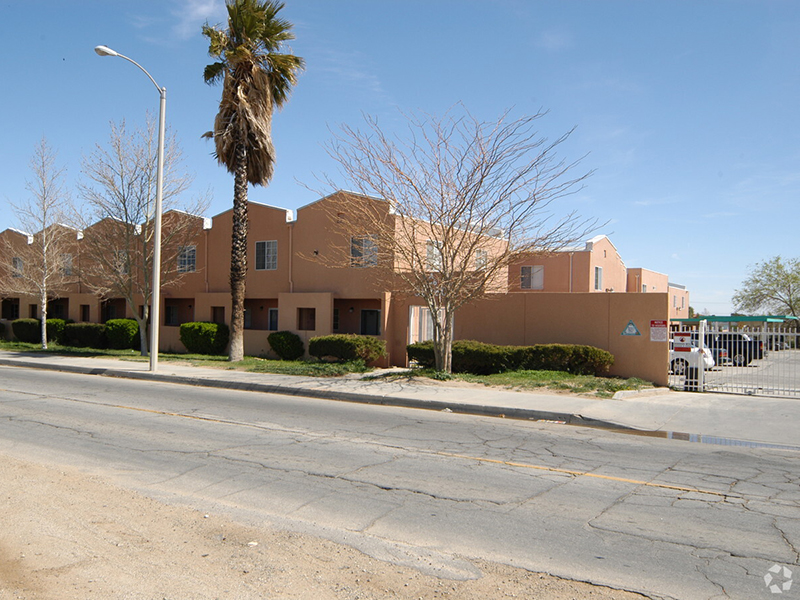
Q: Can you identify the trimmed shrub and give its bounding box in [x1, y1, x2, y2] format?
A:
[46, 319, 67, 345]
[63, 323, 107, 348]
[268, 330, 304, 361]
[406, 341, 436, 368]
[309, 334, 387, 363]
[105, 318, 140, 350]
[12, 319, 40, 343]
[406, 340, 614, 376]
[179, 321, 229, 355]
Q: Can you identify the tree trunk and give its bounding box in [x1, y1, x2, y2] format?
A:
[432, 309, 454, 373]
[39, 291, 48, 350]
[229, 142, 249, 362]
[136, 309, 149, 357]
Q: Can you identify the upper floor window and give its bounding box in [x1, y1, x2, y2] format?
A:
[60, 253, 73, 276]
[178, 245, 196, 273]
[11, 257, 23, 278]
[255, 240, 278, 271]
[426, 240, 443, 271]
[351, 236, 378, 268]
[114, 250, 129, 276]
[594, 266, 603, 291]
[520, 265, 544, 290]
[475, 249, 489, 270]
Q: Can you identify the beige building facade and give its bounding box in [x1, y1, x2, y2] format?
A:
[1, 191, 683, 385]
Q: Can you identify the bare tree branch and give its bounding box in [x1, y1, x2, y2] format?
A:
[311, 107, 598, 372]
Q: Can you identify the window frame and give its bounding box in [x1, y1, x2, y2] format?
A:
[255, 240, 278, 271]
[177, 245, 196, 273]
[520, 265, 544, 290]
[350, 236, 378, 268]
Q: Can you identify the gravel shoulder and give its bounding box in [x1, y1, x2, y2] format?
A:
[0, 453, 648, 600]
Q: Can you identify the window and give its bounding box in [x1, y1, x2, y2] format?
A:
[298, 307, 316, 331]
[114, 250, 129, 275]
[268, 308, 279, 331]
[594, 266, 603, 291]
[350, 236, 378, 267]
[681, 296, 686, 309]
[361, 309, 381, 336]
[29, 304, 38, 319]
[255, 240, 278, 271]
[80, 304, 90, 322]
[475, 249, 488, 270]
[12, 257, 22, 278]
[426, 240, 443, 271]
[673, 295, 677, 308]
[333, 308, 340, 331]
[520, 265, 544, 290]
[165, 305, 179, 326]
[642, 284, 647, 293]
[2, 299, 20, 321]
[178, 245, 196, 273]
[60, 254, 73, 276]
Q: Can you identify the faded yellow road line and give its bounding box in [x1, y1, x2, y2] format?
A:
[436, 451, 734, 498]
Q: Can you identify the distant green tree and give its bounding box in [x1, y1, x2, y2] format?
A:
[202, 0, 304, 362]
[732, 256, 800, 317]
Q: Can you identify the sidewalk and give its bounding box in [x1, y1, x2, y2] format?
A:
[1, 351, 798, 450]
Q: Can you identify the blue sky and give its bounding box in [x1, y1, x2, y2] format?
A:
[4, 1, 800, 314]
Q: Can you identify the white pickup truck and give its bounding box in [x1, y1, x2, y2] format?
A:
[669, 338, 715, 375]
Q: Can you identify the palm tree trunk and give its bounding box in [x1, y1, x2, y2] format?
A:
[229, 142, 248, 361]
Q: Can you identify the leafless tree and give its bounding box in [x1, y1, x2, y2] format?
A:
[78, 117, 209, 354]
[0, 138, 77, 348]
[317, 107, 597, 372]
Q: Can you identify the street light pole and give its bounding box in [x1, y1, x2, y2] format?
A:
[94, 45, 165, 373]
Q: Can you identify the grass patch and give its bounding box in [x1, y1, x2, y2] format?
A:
[403, 368, 654, 398]
[0, 340, 371, 378]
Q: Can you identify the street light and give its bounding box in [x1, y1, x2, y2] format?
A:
[94, 45, 166, 373]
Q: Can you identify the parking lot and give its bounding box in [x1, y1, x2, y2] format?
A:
[671, 347, 800, 398]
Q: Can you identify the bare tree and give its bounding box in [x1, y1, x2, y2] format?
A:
[0, 138, 76, 348]
[317, 108, 596, 372]
[78, 117, 209, 355]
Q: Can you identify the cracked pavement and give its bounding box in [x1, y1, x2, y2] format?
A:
[0, 366, 798, 599]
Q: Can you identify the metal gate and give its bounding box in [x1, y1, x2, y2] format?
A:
[670, 320, 800, 398]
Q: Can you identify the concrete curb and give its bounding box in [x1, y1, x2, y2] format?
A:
[0, 357, 635, 432]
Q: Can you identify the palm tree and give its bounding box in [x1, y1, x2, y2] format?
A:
[202, 0, 303, 361]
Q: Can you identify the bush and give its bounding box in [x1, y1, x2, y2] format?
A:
[268, 330, 304, 361]
[63, 323, 107, 348]
[406, 340, 614, 376]
[309, 334, 387, 363]
[105, 318, 140, 350]
[12, 319, 40, 343]
[46, 319, 67, 345]
[179, 322, 229, 355]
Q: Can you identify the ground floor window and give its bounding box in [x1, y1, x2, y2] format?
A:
[212, 306, 225, 324]
[80, 305, 90, 322]
[268, 308, 279, 331]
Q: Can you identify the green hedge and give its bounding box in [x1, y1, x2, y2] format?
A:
[407, 340, 614, 376]
[63, 323, 107, 348]
[11, 318, 40, 343]
[46, 319, 67, 344]
[179, 321, 229, 355]
[268, 330, 304, 361]
[308, 334, 387, 363]
[105, 319, 140, 350]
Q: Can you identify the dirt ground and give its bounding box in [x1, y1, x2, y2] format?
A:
[0, 454, 648, 600]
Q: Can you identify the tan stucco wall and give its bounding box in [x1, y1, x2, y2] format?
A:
[390, 292, 669, 385]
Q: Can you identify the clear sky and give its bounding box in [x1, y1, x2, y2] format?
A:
[4, 1, 800, 315]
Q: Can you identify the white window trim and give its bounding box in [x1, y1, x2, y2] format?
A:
[255, 240, 278, 271]
[520, 265, 544, 290]
[594, 266, 603, 291]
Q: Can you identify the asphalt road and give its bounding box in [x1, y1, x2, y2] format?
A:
[1, 366, 798, 600]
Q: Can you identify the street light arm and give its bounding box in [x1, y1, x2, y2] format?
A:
[94, 45, 164, 94]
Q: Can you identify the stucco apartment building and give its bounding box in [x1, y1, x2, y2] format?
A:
[0, 191, 686, 385]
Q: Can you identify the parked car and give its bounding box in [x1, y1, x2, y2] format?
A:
[669, 340, 714, 375]
[690, 332, 762, 366]
[712, 333, 762, 366]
